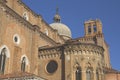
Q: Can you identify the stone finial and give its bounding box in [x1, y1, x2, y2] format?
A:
[53, 7, 61, 23]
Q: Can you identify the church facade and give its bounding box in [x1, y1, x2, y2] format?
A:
[0, 0, 120, 80]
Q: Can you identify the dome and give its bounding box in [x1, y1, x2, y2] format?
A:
[50, 8, 72, 40]
[50, 23, 72, 38]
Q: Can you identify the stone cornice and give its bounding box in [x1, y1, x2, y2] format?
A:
[39, 46, 62, 59]
[64, 43, 104, 56]
[39, 42, 104, 58]
[4, 4, 34, 30]
[17, 0, 40, 17]
[67, 36, 94, 44]
[39, 31, 58, 45]
[70, 33, 104, 43]
[17, 0, 59, 33]
[39, 42, 104, 53]
[17, 0, 65, 42]
[0, 3, 57, 45]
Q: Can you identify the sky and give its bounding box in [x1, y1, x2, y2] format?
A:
[22, 0, 120, 70]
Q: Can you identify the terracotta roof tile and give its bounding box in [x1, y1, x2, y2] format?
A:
[0, 72, 46, 79]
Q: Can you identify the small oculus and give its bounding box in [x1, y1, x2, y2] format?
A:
[13, 34, 20, 44]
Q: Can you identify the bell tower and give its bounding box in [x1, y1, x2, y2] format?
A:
[84, 19, 102, 37]
[84, 19, 111, 69]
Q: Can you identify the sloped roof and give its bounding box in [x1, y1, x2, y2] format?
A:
[0, 72, 47, 80]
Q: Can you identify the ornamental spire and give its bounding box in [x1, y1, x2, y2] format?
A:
[53, 7, 61, 23]
[56, 7, 59, 14]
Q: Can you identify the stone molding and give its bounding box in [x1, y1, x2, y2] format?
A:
[68, 33, 103, 44]
[17, 0, 65, 42]
[64, 43, 104, 56]
[39, 43, 104, 59]
[39, 47, 62, 59]
[17, 0, 40, 18]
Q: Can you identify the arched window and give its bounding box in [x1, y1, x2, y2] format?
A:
[76, 67, 82, 80]
[44, 29, 48, 36]
[86, 68, 93, 80]
[23, 12, 29, 20]
[0, 48, 7, 74]
[93, 25, 97, 32]
[88, 26, 91, 34]
[21, 57, 26, 72]
[96, 70, 99, 80]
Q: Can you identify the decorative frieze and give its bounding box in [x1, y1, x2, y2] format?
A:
[39, 47, 61, 59]
[64, 43, 104, 56]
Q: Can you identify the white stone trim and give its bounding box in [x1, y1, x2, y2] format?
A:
[44, 29, 48, 36]
[13, 34, 20, 45]
[23, 12, 29, 21]
[21, 55, 29, 65]
[0, 45, 10, 58]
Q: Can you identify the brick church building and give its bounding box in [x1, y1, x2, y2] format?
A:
[0, 0, 120, 80]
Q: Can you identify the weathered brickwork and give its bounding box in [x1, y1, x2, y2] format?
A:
[0, 0, 120, 80]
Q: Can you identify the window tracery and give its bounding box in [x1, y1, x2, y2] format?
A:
[86, 68, 93, 80]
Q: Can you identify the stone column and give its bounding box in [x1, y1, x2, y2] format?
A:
[72, 71, 75, 80]
[93, 71, 96, 80]
[91, 24, 94, 35]
[82, 70, 86, 80]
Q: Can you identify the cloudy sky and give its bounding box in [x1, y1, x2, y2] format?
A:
[22, 0, 120, 70]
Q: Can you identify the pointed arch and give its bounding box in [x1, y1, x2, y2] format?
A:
[86, 67, 94, 80]
[23, 12, 29, 20]
[21, 55, 29, 65]
[76, 67, 82, 80]
[74, 62, 82, 80]
[0, 45, 10, 74]
[21, 55, 29, 72]
[0, 45, 10, 58]
[21, 57, 26, 72]
[96, 69, 99, 80]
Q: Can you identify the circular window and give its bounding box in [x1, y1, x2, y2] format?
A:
[46, 60, 58, 74]
[13, 34, 20, 44]
[14, 36, 18, 42]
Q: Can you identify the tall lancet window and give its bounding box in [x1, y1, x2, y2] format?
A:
[86, 68, 93, 80]
[0, 48, 7, 74]
[94, 25, 97, 32]
[76, 67, 82, 80]
[21, 57, 26, 72]
[96, 70, 99, 80]
[88, 26, 91, 34]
